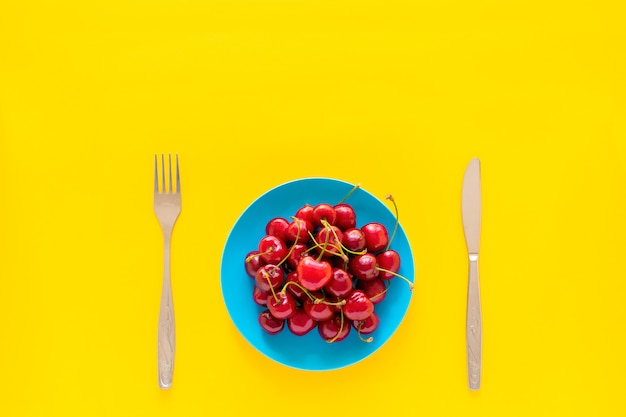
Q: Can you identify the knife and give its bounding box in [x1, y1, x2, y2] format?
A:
[461, 158, 482, 390]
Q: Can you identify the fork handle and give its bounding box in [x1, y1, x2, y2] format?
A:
[158, 237, 175, 389]
[467, 255, 481, 390]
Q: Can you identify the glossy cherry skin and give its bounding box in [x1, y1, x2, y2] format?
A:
[295, 204, 314, 224]
[265, 217, 290, 242]
[303, 291, 335, 321]
[284, 271, 307, 301]
[325, 267, 353, 298]
[287, 308, 317, 336]
[258, 309, 284, 335]
[323, 293, 344, 313]
[316, 225, 343, 246]
[330, 255, 349, 270]
[255, 264, 284, 292]
[252, 286, 268, 306]
[334, 203, 356, 230]
[244, 250, 265, 278]
[286, 243, 309, 270]
[376, 249, 400, 280]
[348, 253, 379, 281]
[318, 314, 351, 342]
[356, 277, 387, 304]
[315, 225, 343, 257]
[258, 235, 288, 264]
[361, 222, 389, 253]
[311, 203, 336, 227]
[267, 291, 297, 320]
[285, 218, 313, 244]
[343, 290, 374, 321]
[353, 311, 380, 334]
[341, 228, 366, 252]
[296, 257, 333, 291]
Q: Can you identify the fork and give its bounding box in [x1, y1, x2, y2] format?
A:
[153, 154, 181, 389]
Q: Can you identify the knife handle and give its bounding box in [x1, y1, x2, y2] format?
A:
[467, 254, 482, 390]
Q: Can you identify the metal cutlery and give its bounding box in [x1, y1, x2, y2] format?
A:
[461, 158, 482, 390]
[153, 154, 181, 389]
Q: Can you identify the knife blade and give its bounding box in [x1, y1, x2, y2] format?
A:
[461, 157, 482, 390]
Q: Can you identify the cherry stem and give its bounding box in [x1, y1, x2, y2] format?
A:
[375, 267, 414, 291]
[315, 298, 346, 306]
[316, 225, 331, 261]
[281, 281, 346, 306]
[321, 219, 346, 259]
[319, 219, 366, 257]
[337, 183, 361, 204]
[340, 246, 367, 256]
[282, 280, 315, 302]
[276, 217, 301, 267]
[385, 194, 399, 251]
[370, 280, 391, 303]
[313, 222, 346, 261]
[326, 308, 345, 344]
[262, 268, 280, 303]
[246, 248, 272, 263]
[356, 322, 374, 343]
[303, 240, 344, 258]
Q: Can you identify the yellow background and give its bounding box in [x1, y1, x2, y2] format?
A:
[1, 0, 625, 415]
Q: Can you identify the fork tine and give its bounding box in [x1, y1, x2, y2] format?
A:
[168, 154, 173, 194]
[154, 154, 159, 193]
[161, 154, 166, 193]
[175, 154, 180, 193]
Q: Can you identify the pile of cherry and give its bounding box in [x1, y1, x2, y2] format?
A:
[244, 188, 412, 343]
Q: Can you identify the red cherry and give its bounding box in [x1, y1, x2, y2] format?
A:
[285, 218, 312, 244]
[267, 291, 297, 320]
[258, 235, 288, 264]
[344, 290, 374, 321]
[320, 293, 344, 313]
[252, 286, 268, 306]
[248, 190, 411, 340]
[255, 264, 284, 292]
[258, 309, 284, 335]
[356, 278, 387, 304]
[334, 203, 356, 230]
[303, 292, 335, 321]
[295, 204, 314, 223]
[376, 249, 401, 280]
[311, 203, 336, 227]
[244, 250, 266, 278]
[286, 242, 310, 270]
[288, 308, 317, 336]
[325, 267, 353, 298]
[341, 228, 366, 252]
[315, 225, 343, 257]
[265, 217, 289, 242]
[361, 222, 389, 253]
[318, 314, 351, 342]
[316, 225, 343, 246]
[330, 255, 349, 271]
[376, 250, 414, 290]
[296, 257, 333, 291]
[348, 253, 379, 281]
[353, 311, 380, 334]
[284, 271, 307, 301]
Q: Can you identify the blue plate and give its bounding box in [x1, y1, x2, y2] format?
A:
[220, 177, 414, 371]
